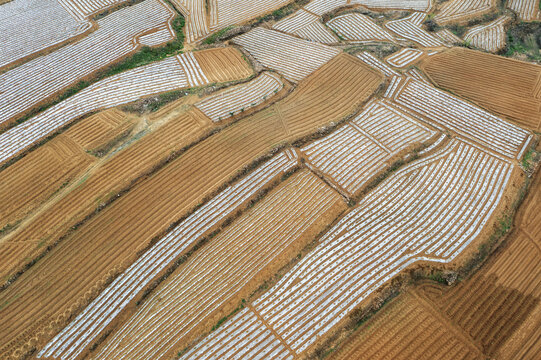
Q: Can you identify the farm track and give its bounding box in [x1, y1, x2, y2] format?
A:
[420, 48, 541, 132]
[0, 109, 213, 281]
[0, 53, 382, 360]
[0, 47, 253, 167]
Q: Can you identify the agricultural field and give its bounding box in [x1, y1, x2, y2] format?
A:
[335, 162, 541, 359]
[1, 1, 541, 359]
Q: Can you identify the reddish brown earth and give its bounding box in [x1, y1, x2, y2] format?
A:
[420, 47, 541, 132]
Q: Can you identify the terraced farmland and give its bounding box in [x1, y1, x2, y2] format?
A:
[233, 28, 341, 82]
[90, 170, 346, 360]
[1, 2, 540, 359]
[385, 12, 443, 48]
[301, 99, 435, 195]
[0, 52, 381, 360]
[0, 0, 91, 68]
[0, 47, 251, 166]
[181, 138, 519, 357]
[463, 16, 510, 52]
[0, 0, 175, 128]
[435, 0, 496, 24]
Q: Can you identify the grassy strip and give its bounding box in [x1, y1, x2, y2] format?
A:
[2, 3, 185, 135]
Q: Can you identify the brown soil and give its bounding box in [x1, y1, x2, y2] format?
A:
[420, 47, 541, 132]
[0, 135, 94, 232]
[0, 53, 382, 360]
[330, 291, 484, 360]
[193, 47, 253, 83]
[64, 108, 135, 154]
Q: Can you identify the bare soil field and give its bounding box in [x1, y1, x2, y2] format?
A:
[0, 135, 94, 232]
[420, 48, 541, 132]
[192, 47, 253, 82]
[0, 108, 214, 282]
[330, 290, 484, 360]
[63, 109, 134, 153]
[0, 53, 381, 360]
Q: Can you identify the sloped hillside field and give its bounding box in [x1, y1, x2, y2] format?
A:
[0, 0, 540, 359]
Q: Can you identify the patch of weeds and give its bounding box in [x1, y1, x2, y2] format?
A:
[503, 21, 541, 61]
[447, 23, 467, 37]
[428, 271, 447, 284]
[211, 300, 245, 331]
[460, 38, 473, 48]
[203, 25, 234, 44]
[522, 149, 534, 170]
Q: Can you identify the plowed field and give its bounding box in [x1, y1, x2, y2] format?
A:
[192, 47, 253, 83]
[0, 108, 214, 282]
[0, 135, 93, 232]
[331, 291, 484, 360]
[92, 170, 346, 360]
[420, 48, 541, 132]
[64, 109, 134, 153]
[0, 53, 382, 360]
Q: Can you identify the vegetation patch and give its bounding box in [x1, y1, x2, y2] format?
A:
[503, 21, 541, 61]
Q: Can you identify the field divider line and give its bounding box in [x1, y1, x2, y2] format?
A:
[303, 161, 351, 203]
[350, 123, 392, 154]
[274, 104, 290, 136]
[520, 228, 541, 255]
[409, 288, 486, 357]
[247, 303, 297, 358]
